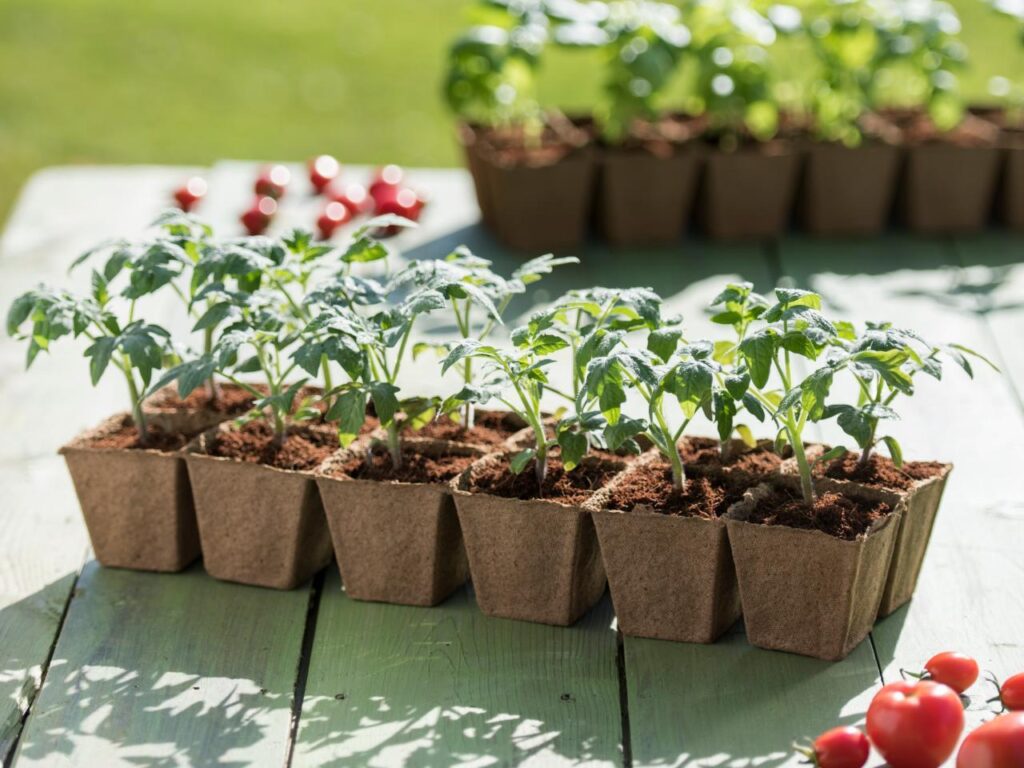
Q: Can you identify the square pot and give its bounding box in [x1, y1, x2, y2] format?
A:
[700, 143, 800, 240]
[598, 145, 703, 246]
[588, 459, 740, 643]
[800, 142, 901, 236]
[451, 453, 620, 626]
[185, 424, 333, 590]
[725, 480, 902, 660]
[997, 129, 1024, 231]
[60, 413, 199, 572]
[479, 146, 596, 252]
[901, 144, 1001, 233]
[316, 439, 481, 607]
[458, 123, 497, 230]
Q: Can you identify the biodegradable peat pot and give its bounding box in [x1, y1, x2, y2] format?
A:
[598, 145, 703, 246]
[700, 143, 800, 240]
[458, 123, 497, 230]
[725, 479, 902, 660]
[144, 383, 262, 436]
[997, 128, 1024, 231]
[788, 448, 953, 618]
[800, 142, 901, 236]
[316, 439, 482, 607]
[60, 413, 199, 572]
[480, 146, 596, 252]
[451, 452, 624, 626]
[185, 423, 334, 589]
[902, 144, 1000, 233]
[588, 456, 742, 643]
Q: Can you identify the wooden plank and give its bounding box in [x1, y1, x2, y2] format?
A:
[779, 235, 1024, 750]
[615, 243, 888, 767]
[294, 572, 622, 767]
[10, 563, 313, 768]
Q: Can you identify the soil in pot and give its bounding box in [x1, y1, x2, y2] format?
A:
[60, 413, 199, 572]
[591, 459, 746, 642]
[813, 451, 952, 617]
[144, 383, 263, 435]
[452, 452, 623, 625]
[725, 480, 901, 660]
[679, 436, 786, 478]
[407, 409, 526, 449]
[317, 440, 480, 606]
[894, 111, 1001, 233]
[186, 421, 336, 589]
[475, 119, 596, 252]
[598, 132, 703, 246]
[699, 138, 800, 240]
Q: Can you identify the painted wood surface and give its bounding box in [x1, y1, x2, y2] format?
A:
[294, 572, 622, 767]
[11, 563, 313, 768]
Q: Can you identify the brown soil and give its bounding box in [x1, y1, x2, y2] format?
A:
[477, 116, 593, 167]
[206, 421, 337, 471]
[816, 451, 947, 492]
[607, 460, 749, 519]
[882, 108, 999, 147]
[149, 384, 263, 415]
[409, 410, 523, 447]
[745, 485, 892, 541]
[329, 446, 477, 484]
[87, 416, 188, 452]
[680, 436, 785, 475]
[468, 455, 621, 506]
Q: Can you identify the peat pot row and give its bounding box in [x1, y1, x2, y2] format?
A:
[63, 396, 951, 662]
[460, 109, 1024, 250]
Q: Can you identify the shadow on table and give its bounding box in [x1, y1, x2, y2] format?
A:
[293, 580, 624, 768]
[7, 562, 312, 768]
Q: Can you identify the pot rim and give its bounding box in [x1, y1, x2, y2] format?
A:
[786, 443, 953, 495]
[184, 420, 334, 478]
[59, 412, 188, 458]
[316, 436, 485, 490]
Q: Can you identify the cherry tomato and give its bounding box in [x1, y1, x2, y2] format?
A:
[328, 181, 371, 215]
[255, 164, 291, 199]
[368, 164, 403, 202]
[173, 176, 207, 212]
[316, 201, 352, 240]
[808, 726, 870, 768]
[240, 196, 277, 235]
[925, 652, 980, 694]
[374, 188, 425, 236]
[308, 155, 340, 194]
[957, 712, 1024, 768]
[1001, 673, 1024, 712]
[867, 681, 964, 768]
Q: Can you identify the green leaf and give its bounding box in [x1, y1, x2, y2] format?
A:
[85, 337, 116, 385]
[370, 382, 400, 426]
[326, 389, 367, 447]
[881, 435, 903, 468]
[605, 416, 645, 451]
[557, 430, 588, 471]
[664, 361, 713, 418]
[510, 448, 535, 475]
[815, 445, 848, 465]
[800, 367, 834, 420]
[739, 330, 776, 389]
[193, 302, 235, 332]
[735, 423, 757, 448]
[774, 287, 821, 310]
[724, 371, 750, 399]
[647, 329, 682, 362]
[837, 407, 872, 448]
[6, 293, 34, 335]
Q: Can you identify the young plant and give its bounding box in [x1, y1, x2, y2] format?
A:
[826, 322, 996, 469]
[8, 279, 173, 445]
[403, 249, 577, 426]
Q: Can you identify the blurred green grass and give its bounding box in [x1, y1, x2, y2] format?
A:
[1, 0, 1022, 226]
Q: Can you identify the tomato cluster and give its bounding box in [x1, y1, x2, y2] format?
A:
[798, 653, 1024, 768]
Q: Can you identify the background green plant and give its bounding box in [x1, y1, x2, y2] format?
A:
[2, 0, 1023, 223]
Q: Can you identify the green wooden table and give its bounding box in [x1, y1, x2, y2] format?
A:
[1, 163, 1022, 767]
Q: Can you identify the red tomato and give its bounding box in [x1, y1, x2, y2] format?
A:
[926, 652, 981, 694]
[811, 726, 870, 768]
[957, 712, 1024, 768]
[368, 164, 403, 202]
[867, 681, 964, 768]
[240, 196, 277, 235]
[317, 201, 352, 240]
[255, 164, 291, 199]
[374, 188, 425, 236]
[173, 176, 207, 212]
[1002, 674, 1024, 712]
[308, 155, 340, 194]
[328, 182, 371, 215]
